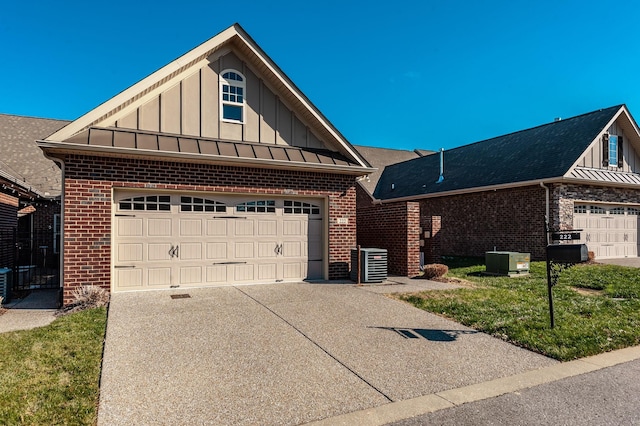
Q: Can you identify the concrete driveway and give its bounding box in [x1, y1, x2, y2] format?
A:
[98, 283, 556, 425]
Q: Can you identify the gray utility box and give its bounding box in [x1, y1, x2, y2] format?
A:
[485, 251, 530, 276]
[350, 248, 387, 283]
[0, 268, 12, 303]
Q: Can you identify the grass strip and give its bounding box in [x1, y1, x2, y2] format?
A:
[0, 307, 107, 425]
[398, 260, 640, 361]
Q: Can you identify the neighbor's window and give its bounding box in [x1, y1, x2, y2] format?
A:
[220, 70, 245, 123]
[609, 135, 618, 167]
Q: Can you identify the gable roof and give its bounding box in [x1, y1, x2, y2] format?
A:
[40, 24, 372, 174]
[374, 105, 628, 200]
[0, 114, 68, 198]
[354, 145, 430, 196]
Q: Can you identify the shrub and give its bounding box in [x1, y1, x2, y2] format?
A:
[58, 285, 109, 316]
[422, 263, 449, 279]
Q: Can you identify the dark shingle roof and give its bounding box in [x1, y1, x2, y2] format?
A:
[374, 105, 622, 200]
[354, 145, 428, 195]
[0, 114, 69, 198]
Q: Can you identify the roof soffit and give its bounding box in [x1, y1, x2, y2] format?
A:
[44, 24, 369, 169]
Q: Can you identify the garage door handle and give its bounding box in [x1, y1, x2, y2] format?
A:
[212, 261, 248, 265]
[114, 265, 135, 269]
[214, 216, 247, 219]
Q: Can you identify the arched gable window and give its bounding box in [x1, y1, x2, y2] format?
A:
[220, 69, 245, 123]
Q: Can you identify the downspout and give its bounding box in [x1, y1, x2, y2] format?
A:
[43, 153, 65, 307]
[540, 182, 550, 245]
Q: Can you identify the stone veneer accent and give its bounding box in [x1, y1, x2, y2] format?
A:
[60, 154, 358, 305]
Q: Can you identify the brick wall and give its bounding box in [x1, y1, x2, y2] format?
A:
[356, 185, 421, 276]
[61, 154, 357, 304]
[420, 185, 548, 260]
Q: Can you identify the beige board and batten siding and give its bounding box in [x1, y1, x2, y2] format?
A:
[112, 191, 325, 292]
[578, 121, 640, 172]
[113, 51, 325, 149]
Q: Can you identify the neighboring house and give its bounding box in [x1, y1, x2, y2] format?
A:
[0, 114, 68, 270]
[359, 105, 640, 274]
[37, 24, 373, 304]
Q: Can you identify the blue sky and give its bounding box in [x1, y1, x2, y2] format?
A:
[2, 0, 640, 151]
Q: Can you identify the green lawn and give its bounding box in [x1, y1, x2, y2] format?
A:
[0, 307, 107, 425]
[398, 259, 640, 361]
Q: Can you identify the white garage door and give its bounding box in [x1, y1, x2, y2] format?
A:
[573, 204, 639, 259]
[112, 193, 324, 292]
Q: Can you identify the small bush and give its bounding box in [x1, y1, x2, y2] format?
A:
[58, 285, 109, 316]
[422, 263, 449, 279]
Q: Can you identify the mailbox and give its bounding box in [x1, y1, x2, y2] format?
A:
[546, 244, 589, 263]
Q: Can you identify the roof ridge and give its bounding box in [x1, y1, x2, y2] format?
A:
[441, 104, 624, 154]
[0, 112, 71, 122]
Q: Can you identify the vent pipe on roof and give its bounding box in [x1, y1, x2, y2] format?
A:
[436, 148, 445, 184]
[554, 117, 562, 122]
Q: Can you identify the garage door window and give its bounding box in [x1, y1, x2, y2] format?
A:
[611, 207, 625, 215]
[574, 205, 587, 214]
[628, 208, 640, 216]
[236, 200, 275, 213]
[180, 196, 226, 212]
[119, 195, 171, 211]
[284, 200, 321, 215]
[589, 205, 606, 214]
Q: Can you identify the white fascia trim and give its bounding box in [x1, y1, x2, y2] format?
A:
[36, 141, 376, 176]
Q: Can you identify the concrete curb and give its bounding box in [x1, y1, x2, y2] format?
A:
[306, 345, 640, 425]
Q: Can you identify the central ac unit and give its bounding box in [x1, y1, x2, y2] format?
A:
[350, 248, 387, 283]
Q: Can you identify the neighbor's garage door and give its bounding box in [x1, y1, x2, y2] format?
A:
[112, 193, 324, 292]
[573, 204, 639, 259]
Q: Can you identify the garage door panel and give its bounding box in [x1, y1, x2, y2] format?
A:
[180, 267, 202, 284]
[206, 219, 228, 236]
[206, 242, 228, 260]
[118, 244, 143, 262]
[258, 241, 278, 258]
[283, 241, 302, 257]
[148, 218, 172, 236]
[235, 221, 254, 236]
[575, 203, 638, 260]
[258, 220, 277, 235]
[180, 219, 202, 236]
[148, 268, 171, 286]
[148, 243, 173, 261]
[233, 264, 254, 281]
[283, 220, 302, 236]
[206, 265, 228, 283]
[235, 242, 254, 258]
[117, 218, 143, 236]
[180, 242, 202, 260]
[116, 268, 143, 287]
[283, 262, 301, 279]
[258, 264, 277, 280]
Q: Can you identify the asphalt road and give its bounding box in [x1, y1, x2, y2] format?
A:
[388, 358, 640, 426]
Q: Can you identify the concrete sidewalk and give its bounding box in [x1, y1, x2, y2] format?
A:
[0, 289, 59, 333]
[98, 282, 555, 425]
